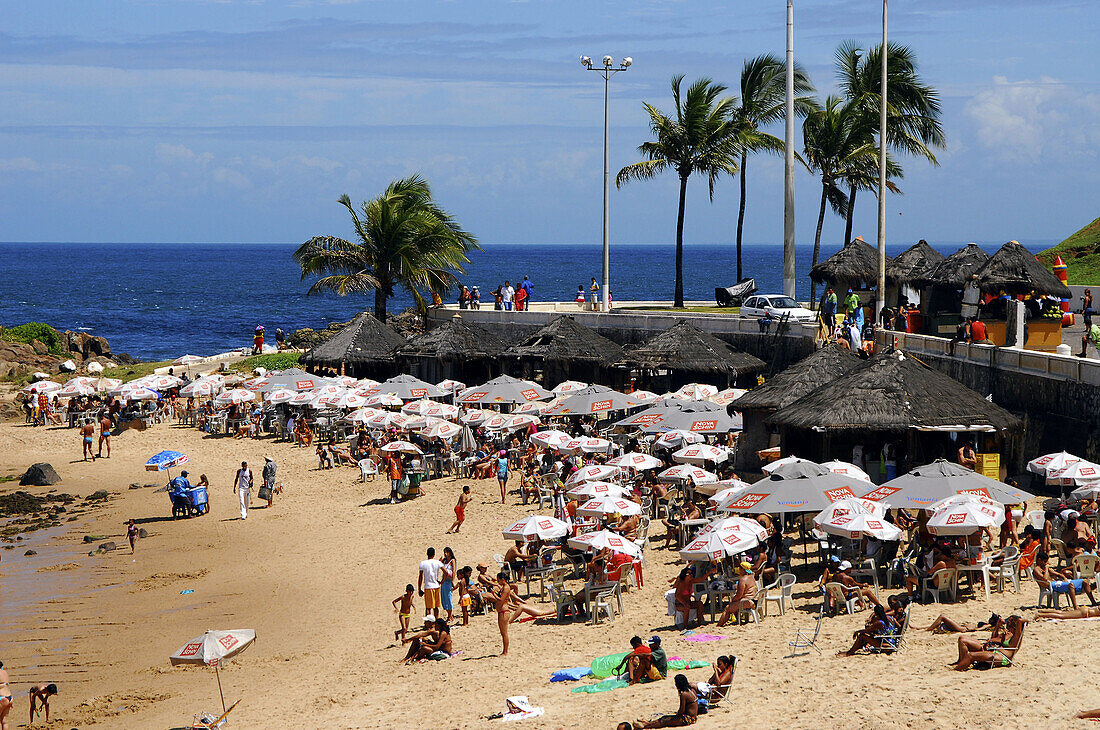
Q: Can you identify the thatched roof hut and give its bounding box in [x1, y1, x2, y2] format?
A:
[301, 311, 405, 377]
[766, 350, 1022, 434]
[505, 316, 623, 365]
[396, 316, 507, 383]
[617, 321, 764, 389]
[736, 344, 865, 412]
[886, 240, 946, 285]
[809, 236, 892, 287]
[975, 240, 1072, 298]
[919, 243, 991, 289]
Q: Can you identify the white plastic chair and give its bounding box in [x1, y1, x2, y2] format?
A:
[1025, 509, 1045, 531]
[995, 545, 1021, 593]
[1073, 553, 1100, 580]
[921, 568, 958, 604]
[590, 587, 618, 625]
[825, 582, 861, 615]
[358, 458, 378, 482]
[764, 573, 797, 616]
[1039, 582, 1061, 609]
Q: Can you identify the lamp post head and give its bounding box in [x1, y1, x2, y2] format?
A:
[580, 55, 592, 68]
[602, 55, 614, 67]
[621, 57, 632, 68]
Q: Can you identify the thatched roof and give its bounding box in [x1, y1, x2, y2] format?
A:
[809, 236, 892, 286]
[505, 316, 623, 364]
[919, 243, 991, 289]
[302, 311, 405, 367]
[975, 240, 1072, 298]
[396, 316, 507, 359]
[766, 350, 1022, 434]
[736, 344, 864, 412]
[617, 321, 765, 375]
[885, 240, 946, 285]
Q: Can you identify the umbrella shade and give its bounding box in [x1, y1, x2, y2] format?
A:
[701, 480, 755, 502]
[498, 414, 541, 432]
[403, 399, 440, 415]
[173, 355, 204, 366]
[328, 375, 358, 387]
[566, 481, 628, 499]
[653, 430, 707, 449]
[380, 441, 423, 454]
[457, 375, 551, 405]
[865, 459, 1035, 509]
[928, 493, 1004, 514]
[265, 388, 297, 404]
[421, 420, 462, 439]
[762, 456, 814, 474]
[514, 400, 553, 415]
[289, 391, 317, 406]
[565, 464, 621, 485]
[821, 460, 872, 482]
[124, 387, 161, 401]
[529, 430, 572, 449]
[1047, 460, 1100, 487]
[243, 376, 271, 391]
[1071, 484, 1100, 500]
[424, 402, 460, 419]
[696, 516, 769, 543]
[646, 410, 742, 434]
[607, 452, 663, 471]
[567, 529, 642, 558]
[436, 379, 466, 394]
[346, 407, 381, 424]
[552, 380, 589, 394]
[59, 379, 96, 397]
[482, 414, 508, 430]
[95, 377, 122, 393]
[711, 388, 748, 406]
[626, 390, 660, 404]
[679, 529, 759, 562]
[146, 450, 190, 471]
[675, 383, 719, 400]
[502, 515, 570, 542]
[672, 444, 729, 465]
[657, 464, 718, 486]
[817, 513, 903, 541]
[926, 501, 1005, 536]
[376, 374, 446, 400]
[25, 381, 61, 393]
[365, 392, 404, 407]
[170, 629, 256, 666]
[723, 465, 868, 514]
[558, 437, 612, 454]
[251, 368, 321, 393]
[544, 385, 638, 416]
[576, 496, 642, 517]
[1025, 448, 1078, 477]
[146, 375, 184, 390]
[812, 497, 887, 526]
[460, 409, 495, 425]
[214, 389, 256, 406]
[181, 380, 220, 398]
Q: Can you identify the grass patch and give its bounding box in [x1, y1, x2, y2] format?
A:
[0, 475, 18, 484]
[235, 352, 302, 373]
[100, 360, 172, 383]
[0, 322, 68, 357]
[1039, 216, 1100, 284]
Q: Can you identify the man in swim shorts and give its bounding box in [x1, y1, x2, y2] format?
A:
[80, 419, 95, 461]
[97, 413, 113, 458]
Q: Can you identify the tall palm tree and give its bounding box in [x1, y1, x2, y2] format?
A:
[835, 41, 945, 245]
[294, 175, 478, 322]
[802, 96, 902, 302]
[616, 76, 740, 308]
[729, 54, 815, 281]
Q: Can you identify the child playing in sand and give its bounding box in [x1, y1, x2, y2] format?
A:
[446, 486, 472, 534]
[28, 683, 57, 725]
[316, 444, 332, 469]
[456, 566, 473, 626]
[393, 584, 416, 641]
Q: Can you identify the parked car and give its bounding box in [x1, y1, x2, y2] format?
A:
[740, 294, 817, 322]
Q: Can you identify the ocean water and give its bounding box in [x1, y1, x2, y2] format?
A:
[0, 241, 1021, 361]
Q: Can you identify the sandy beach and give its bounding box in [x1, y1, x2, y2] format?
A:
[2, 420, 1099, 729]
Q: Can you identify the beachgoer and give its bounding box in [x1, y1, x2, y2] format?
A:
[1038, 605, 1100, 620]
[80, 419, 95, 461]
[696, 654, 733, 702]
[838, 604, 899, 655]
[514, 283, 527, 311]
[233, 461, 253, 520]
[716, 561, 758, 626]
[502, 280, 515, 310]
[492, 571, 513, 656]
[126, 519, 138, 554]
[952, 615, 1025, 671]
[470, 286, 481, 309]
[957, 441, 977, 470]
[418, 547, 444, 618]
[504, 541, 533, 580]
[0, 660, 11, 730]
[497, 450, 510, 503]
[970, 315, 990, 344]
[633, 674, 698, 728]
[447, 485, 472, 534]
[28, 683, 57, 725]
[920, 613, 1002, 634]
[455, 566, 473, 626]
[393, 584, 415, 641]
[1032, 550, 1098, 609]
[575, 285, 586, 307]
[520, 275, 534, 308]
[671, 567, 702, 628]
[834, 560, 882, 609]
[97, 413, 112, 458]
[252, 325, 264, 355]
[402, 617, 452, 663]
[440, 547, 457, 623]
[614, 636, 661, 685]
[261, 456, 277, 508]
[648, 636, 668, 678]
[589, 278, 600, 310]
[387, 453, 404, 504]
[275, 327, 286, 349]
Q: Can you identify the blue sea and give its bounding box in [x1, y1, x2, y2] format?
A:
[0, 241, 1037, 361]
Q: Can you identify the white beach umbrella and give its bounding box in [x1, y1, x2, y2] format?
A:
[710, 388, 748, 406]
[817, 513, 903, 541]
[365, 392, 404, 407]
[821, 460, 873, 482]
[1071, 484, 1100, 500]
[326, 391, 370, 409]
[329, 375, 358, 388]
[243, 376, 271, 392]
[436, 379, 466, 394]
[1028, 451, 1083, 477]
[502, 514, 571, 542]
[576, 496, 642, 518]
[552, 380, 589, 394]
[529, 429, 572, 449]
[482, 414, 509, 430]
[214, 388, 256, 406]
[653, 430, 706, 449]
[566, 481, 628, 500]
[694, 516, 769, 546]
[672, 443, 729, 465]
[558, 437, 612, 454]
[657, 464, 718, 486]
[460, 408, 495, 425]
[95, 377, 122, 393]
[544, 385, 638, 416]
[1047, 460, 1100, 487]
[928, 493, 1003, 514]
[607, 452, 663, 471]
[565, 464, 621, 485]
[145, 374, 184, 390]
[704, 480, 756, 505]
[345, 407, 381, 424]
[400, 414, 429, 430]
[812, 497, 888, 526]
[288, 391, 317, 406]
[265, 388, 297, 404]
[376, 374, 446, 400]
[124, 387, 161, 402]
[679, 529, 759, 562]
[762, 455, 813, 474]
[926, 500, 1005, 536]
[170, 628, 256, 715]
[626, 390, 660, 405]
[675, 383, 719, 400]
[421, 420, 462, 440]
[380, 440, 423, 454]
[366, 411, 397, 428]
[59, 377, 96, 397]
[181, 380, 220, 398]
[514, 400, 553, 415]
[567, 529, 642, 558]
[172, 355, 204, 366]
[24, 381, 61, 393]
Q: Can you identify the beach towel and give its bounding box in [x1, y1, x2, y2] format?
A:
[590, 652, 708, 679]
[679, 633, 726, 642]
[551, 667, 593, 682]
[503, 696, 545, 721]
[571, 678, 629, 694]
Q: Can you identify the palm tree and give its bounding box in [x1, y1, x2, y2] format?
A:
[802, 96, 902, 302]
[729, 54, 815, 281]
[835, 41, 945, 245]
[294, 175, 478, 322]
[616, 76, 740, 308]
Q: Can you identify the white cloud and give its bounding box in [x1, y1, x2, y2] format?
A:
[965, 76, 1100, 164]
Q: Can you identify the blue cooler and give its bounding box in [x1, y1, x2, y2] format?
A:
[190, 487, 209, 514]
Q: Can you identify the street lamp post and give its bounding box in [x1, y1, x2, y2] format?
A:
[581, 54, 631, 313]
[876, 0, 888, 320]
[782, 0, 796, 300]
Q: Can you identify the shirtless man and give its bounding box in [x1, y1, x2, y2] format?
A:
[834, 560, 883, 609]
[97, 413, 113, 458]
[28, 683, 57, 725]
[1032, 550, 1098, 609]
[492, 572, 514, 656]
[503, 541, 534, 580]
[0, 661, 11, 730]
[80, 419, 95, 461]
[717, 561, 758, 626]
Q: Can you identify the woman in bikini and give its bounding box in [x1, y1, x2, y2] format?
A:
[0, 660, 12, 730]
[1037, 605, 1100, 620]
[920, 612, 1003, 634]
[952, 615, 1026, 671]
[491, 572, 513, 656]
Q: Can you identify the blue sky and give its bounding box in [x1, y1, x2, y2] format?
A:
[1, 0, 1097, 249]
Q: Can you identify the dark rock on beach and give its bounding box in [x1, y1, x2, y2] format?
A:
[24, 549, 37, 556]
[84, 490, 110, 502]
[96, 541, 117, 552]
[19, 463, 61, 486]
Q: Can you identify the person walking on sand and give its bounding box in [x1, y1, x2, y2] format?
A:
[262, 456, 277, 508]
[496, 450, 510, 503]
[126, 519, 138, 554]
[233, 461, 253, 520]
[447, 485, 472, 534]
[0, 660, 12, 730]
[387, 453, 404, 504]
[97, 412, 113, 458]
[80, 419, 95, 461]
[393, 584, 415, 641]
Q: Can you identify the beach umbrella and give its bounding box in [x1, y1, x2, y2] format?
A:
[24, 381, 61, 393]
[544, 385, 638, 416]
[558, 437, 612, 454]
[181, 380, 219, 398]
[255, 368, 323, 393]
[366, 411, 396, 428]
[607, 452, 663, 471]
[401, 414, 429, 430]
[722, 462, 869, 514]
[1027, 451, 1082, 477]
[345, 407, 381, 424]
[125, 387, 161, 402]
[865, 460, 1034, 509]
[482, 414, 508, 430]
[265, 388, 297, 404]
[926, 499, 1005, 536]
[310, 384, 345, 398]
[457, 375, 551, 405]
[821, 460, 872, 482]
[404, 400, 460, 419]
[502, 515, 571, 542]
[326, 391, 369, 409]
[145, 450, 190, 471]
[567, 529, 642, 558]
[436, 379, 466, 395]
[172, 355, 204, 366]
[702, 480, 755, 503]
[817, 513, 903, 541]
[243, 376, 270, 391]
[1046, 460, 1100, 487]
[679, 527, 760, 562]
[652, 430, 707, 449]
[380, 440, 423, 454]
[812, 497, 888, 526]
[565, 464, 621, 485]
[529, 429, 572, 449]
[329, 375, 358, 388]
[421, 420, 462, 440]
[365, 392, 404, 407]
[762, 455, 812, 474]
[552, 380, 589, 394]
[576, 496, 642, 518]
[693, 515, 769, 544]
[170, 629, 256, 714]
[289, 391, 317, 406]
[95, 377, 122, 393]
[928, 493, 1003, 513]
[145, 375, 184, 391]
[376, 374, 446, 400]
[1071, 484, 1100, 500]
[214, 389, 256, 406]
[566, 481, 628, 500]
[460, 408, 495, 425]
[658, 464, 718, 486]
[671, 444, 729, 465]
[59, 378, 96, 397]
[625, 390, 660, 405]
[710, 388, 748, 406]
[675, 383, 719, 400]
[513, 400, 553, 415]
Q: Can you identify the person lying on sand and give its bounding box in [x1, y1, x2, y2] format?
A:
[1037, 606, 1100, 620]
[952, 615, 1025, 671]
[920, 613, 1003, 635]
[633, 674, 698, 728]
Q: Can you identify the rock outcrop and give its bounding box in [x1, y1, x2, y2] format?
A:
[19, 462, 61, 486]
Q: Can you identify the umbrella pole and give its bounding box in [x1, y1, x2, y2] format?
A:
[216, 663, 227, 715]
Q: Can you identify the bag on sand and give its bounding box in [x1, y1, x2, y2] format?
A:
[257, 485, 272, 501]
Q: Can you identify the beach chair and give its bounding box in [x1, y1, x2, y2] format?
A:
[995, 545, 1021, 593]
[547, 583, 580, 620]
[762, 573, 797, 617]
[494, 554, 515, 582]
[976, 621, 1026, 669]
[1050, 538, 1070, 569]
[851, 558, 879, 594]
[589, 586, 618, 625]
[1038, 581, 1061, 609]
[1073, 553, 1100, 581]
[824, 582, 862, 615]
[788, 603, 826, 656]
[1025, 510, 1045, 531]
[701, 656, 736, 711]
[921, 568, 958, 604]
[190, 700, 240, 729]
[870, 605, 911, 654]
[358, 458, 378, 482]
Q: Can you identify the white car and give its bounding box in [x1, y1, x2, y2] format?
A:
[740, 294, 817, 322]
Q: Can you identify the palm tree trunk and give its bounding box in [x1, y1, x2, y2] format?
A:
[674, 174, 688, 308]
[735, 150, 748, 281]
[843, 184, 857, 244]
[374, 287, 387, 322]
[810, 184, 828, 306]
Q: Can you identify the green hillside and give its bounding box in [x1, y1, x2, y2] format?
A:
[1038, 216, 1100, 284]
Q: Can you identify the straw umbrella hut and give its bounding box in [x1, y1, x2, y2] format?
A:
[809, 237, 892, 307]
[395, 316, 508, 385]
[916, 243, 992, 335]
[734, 344, 865, 472]
[616, 320, 764, 391]
[301, 311, 405, 379]
[975, 240, 1071, 298]
[885, 239, 945, 312]
[504, 315, 624, 387]
[766, 349, 1023, 477]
